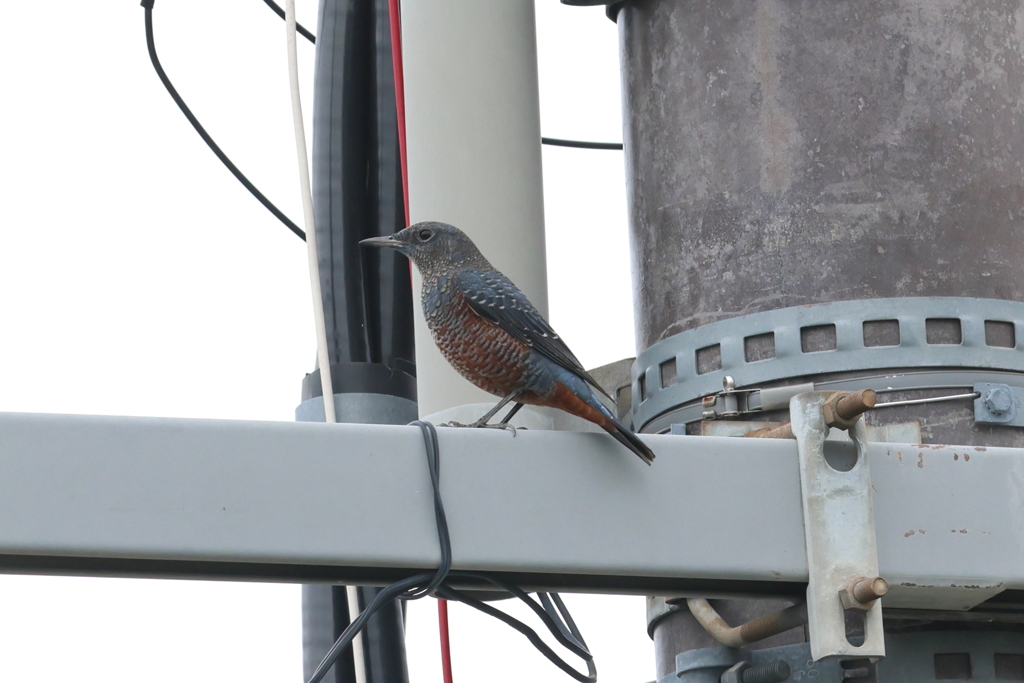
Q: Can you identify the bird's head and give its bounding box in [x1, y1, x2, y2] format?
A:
[360, 222, 487, 274]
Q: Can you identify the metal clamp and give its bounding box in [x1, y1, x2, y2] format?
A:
[974, 382, 1024, 426]
[791, 392, 885, 661]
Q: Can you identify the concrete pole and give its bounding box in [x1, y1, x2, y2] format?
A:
[401, 0, 549, 418]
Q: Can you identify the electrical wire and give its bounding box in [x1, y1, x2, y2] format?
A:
[306, 422, 596, 683]
[437, 599, 454, 683]
[261, 0, 316, 44]
[283, 0, 337, 425]
[381, 0, 457, 678]
[258, 7, 624, 158]
[140, 0, 306, 241]
[282, 2, 360, 677]
[269, 2, 594, 678]
[388, 0, 411, 225]
[436, 580, 596, 683]
[542, 137, 623, 151]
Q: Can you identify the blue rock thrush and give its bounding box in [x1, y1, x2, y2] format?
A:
[361, 222, 655, 465]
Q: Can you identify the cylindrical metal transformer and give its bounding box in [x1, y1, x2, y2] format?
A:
[617, 1, 1024, 678]
[620, 0, 1024, 350]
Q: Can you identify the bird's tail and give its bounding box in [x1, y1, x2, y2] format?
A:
[603, 414, 655, 466]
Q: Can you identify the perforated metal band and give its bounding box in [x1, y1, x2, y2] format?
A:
[631, 297, 1024, 431]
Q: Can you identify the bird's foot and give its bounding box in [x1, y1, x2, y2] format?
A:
[438, 420, 518, 436]
[484, 422, 518, 436]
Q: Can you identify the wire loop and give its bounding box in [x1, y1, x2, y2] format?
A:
[305, 421, 596, 683]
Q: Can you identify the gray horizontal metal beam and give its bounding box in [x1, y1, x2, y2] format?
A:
[0, 412, 1020, 604]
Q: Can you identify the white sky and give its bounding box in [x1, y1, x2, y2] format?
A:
[0, 1, 650, 681]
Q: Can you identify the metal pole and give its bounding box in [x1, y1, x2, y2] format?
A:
[401, 0, 549, 417]
[617, 0, 1024, 677]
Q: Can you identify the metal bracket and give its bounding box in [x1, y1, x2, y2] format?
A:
[791, 392, 885, 661]
[700, 377, 817, 421]
[974, 382, 1024, 426]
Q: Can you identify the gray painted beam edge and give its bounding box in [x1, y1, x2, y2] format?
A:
[0, 412, 1019, 601]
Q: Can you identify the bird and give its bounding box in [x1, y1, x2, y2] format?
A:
[360, 221, 655, 465]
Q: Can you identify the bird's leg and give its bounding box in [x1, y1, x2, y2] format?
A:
[440, 393, 521, 434]
[499, 402, 524, 425]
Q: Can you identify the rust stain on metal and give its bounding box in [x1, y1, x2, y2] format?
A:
[960, 529, 968, 534]
[905, 530, 916, 537]
[954, 453, 959, 460]
[974, 447, 987, 452]
[897, 451, 903, 462]
[918, 529, 926, 534]
[964, 453, 971, 461]
[918, 453, 924, 468]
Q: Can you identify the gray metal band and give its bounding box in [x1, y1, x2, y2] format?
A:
[296, 393, 418, 425]
[642, 369, 1024, 434]
[632, 298, 1024, 431]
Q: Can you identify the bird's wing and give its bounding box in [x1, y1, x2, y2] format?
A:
[455, 270, 614, 402]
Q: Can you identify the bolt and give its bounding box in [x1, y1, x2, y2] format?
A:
[835, 389, 877, 420]
[723, 375, 737, 391]
[983, 386, 1013, 415]
[823, 390, 876, 430]
[840, 576, 888, 611]
[852, 576, 888, 603]
[740, 661, 791, 683]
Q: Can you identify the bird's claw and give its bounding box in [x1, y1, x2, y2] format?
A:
[437, 420, 518, 436]
[438, 420, 471, 428]
[486, 422, 517, 436]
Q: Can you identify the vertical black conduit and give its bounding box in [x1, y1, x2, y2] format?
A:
[300, 0, 416, 682]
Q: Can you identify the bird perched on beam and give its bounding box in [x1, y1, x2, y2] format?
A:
[361, 222, 655, 465]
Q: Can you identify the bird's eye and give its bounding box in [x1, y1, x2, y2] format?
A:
[417, 228, 434, 241]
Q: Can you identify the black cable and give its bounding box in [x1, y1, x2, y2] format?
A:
[306, 421, 596, 683]
[438, 577, 596, 683]
[258, 7, 622, 156]
[542, 137, 623, 151]
[140, 0, 306, 241]
[261, 0, 317, 44]
[306, 421, 450, 683]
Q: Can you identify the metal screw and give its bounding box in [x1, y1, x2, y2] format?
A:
[740, 661, 791, 683]
[984, 386, 1013, 415]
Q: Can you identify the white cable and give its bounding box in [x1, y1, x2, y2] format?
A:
[284, 4, 367, 683]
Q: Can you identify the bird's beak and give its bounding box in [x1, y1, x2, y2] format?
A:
[359, 235, 403, 249]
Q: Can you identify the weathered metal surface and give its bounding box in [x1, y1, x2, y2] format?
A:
[0, 412, 1020, 602]
[685, 598, 807, 648]
[619, 0, 1024, 353]
[650, 600, 808, 679]
[879, 631, 1024, 681]
[650, 369, 1024, 438]
[631, 298, 1024, 431]
[791, 393, 884, 660]
[694, 420, 922, 445]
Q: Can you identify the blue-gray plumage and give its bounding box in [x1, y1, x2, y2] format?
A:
[360, 222, 655, 465]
